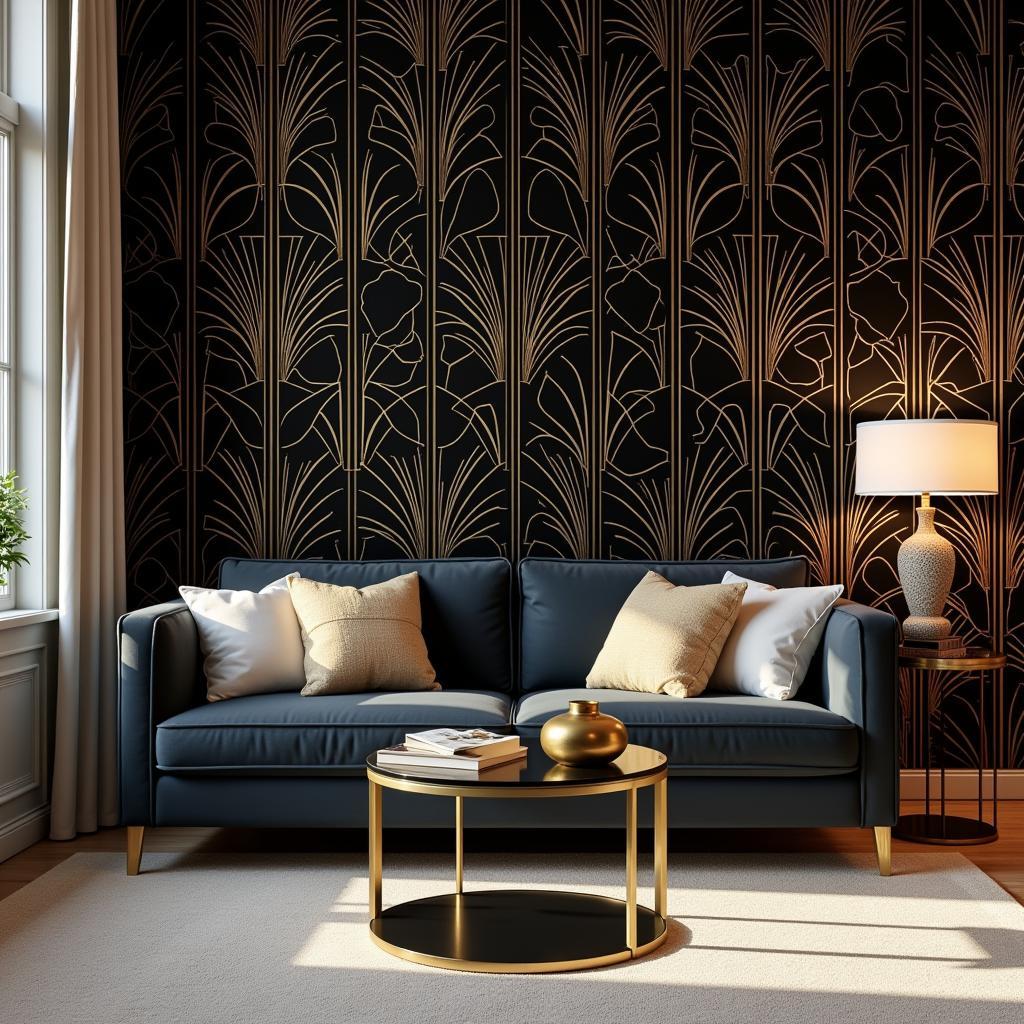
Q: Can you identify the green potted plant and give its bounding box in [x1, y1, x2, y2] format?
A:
[0, 471, 30, 588]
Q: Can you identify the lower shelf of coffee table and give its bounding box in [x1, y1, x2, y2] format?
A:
[369, 889, 668, 973]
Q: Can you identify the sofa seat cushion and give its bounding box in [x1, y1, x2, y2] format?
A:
[515, 689, 858, 776]
[156, 690, 512, 772]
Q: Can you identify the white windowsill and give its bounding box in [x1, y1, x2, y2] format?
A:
[0, 608, 58, 630]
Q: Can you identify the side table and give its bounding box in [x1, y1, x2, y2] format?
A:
[896, 648, 1005, 845]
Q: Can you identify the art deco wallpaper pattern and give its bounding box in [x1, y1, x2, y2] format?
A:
[119, 0, 1024, 768]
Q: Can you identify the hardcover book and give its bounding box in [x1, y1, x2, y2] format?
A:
[900, 638, 967, 659]
[375, 743, 527, 773]
[901, 636, 966, 651]
[403, 728, 521, 758]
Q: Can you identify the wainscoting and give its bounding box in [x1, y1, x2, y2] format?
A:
[0, 618, 57, 860]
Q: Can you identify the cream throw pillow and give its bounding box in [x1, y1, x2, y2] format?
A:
[710, 571, 843, 700]
[288, 572, 439, 696]
[586, 572, 747, 698]
[179, 574, 305, 702]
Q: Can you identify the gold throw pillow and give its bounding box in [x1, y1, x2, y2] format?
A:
[288, 573, 439, 696]
[586, 572, 747, 698]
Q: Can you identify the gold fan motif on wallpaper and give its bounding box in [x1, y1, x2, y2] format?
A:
[119, 0, 1022, 770]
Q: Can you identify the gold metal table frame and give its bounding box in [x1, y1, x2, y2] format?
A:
[366, 749, 669, 973]
[896, 648, 1006, 845]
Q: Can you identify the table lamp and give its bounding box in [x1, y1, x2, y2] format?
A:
[855, 419, 998, 643]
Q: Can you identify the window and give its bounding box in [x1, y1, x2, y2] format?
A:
[0, 90, 15, 474]
[0, 11, 17, 610]
[0, 0, 62, 615]
[0, 106, 11, 465]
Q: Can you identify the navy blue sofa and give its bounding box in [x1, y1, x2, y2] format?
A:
[118, 556, 898, 869]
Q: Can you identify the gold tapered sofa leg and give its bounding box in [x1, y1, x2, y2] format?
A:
[126, 826, 145, 876]
[873, 826, 892, 877]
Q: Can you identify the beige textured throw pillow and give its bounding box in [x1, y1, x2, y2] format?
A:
[586, 572, 747, 698]
[288, 573, 439, 696]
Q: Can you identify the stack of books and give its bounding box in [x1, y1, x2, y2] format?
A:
[900, 636, 967, 659]
[376, 728, 527, 775]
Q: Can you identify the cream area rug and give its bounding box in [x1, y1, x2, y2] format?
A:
[1, 851, 1023, 1024]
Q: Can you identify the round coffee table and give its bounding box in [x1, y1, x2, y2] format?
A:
[366, 738, 668, 973]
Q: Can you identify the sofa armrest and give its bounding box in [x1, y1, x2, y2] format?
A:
[118, 600, 201, 825]
[819, 599, 899, 827]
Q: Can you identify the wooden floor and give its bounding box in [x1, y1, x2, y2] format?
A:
[2, 800, 1021, 905]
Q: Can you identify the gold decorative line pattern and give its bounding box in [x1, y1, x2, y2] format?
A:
[119, 0, 1022, 769]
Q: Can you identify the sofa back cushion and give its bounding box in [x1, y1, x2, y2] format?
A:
[519, 558, 809, 693]
[219, 558, 512, 692]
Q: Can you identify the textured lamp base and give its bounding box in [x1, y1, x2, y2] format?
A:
[905, 614, 950, 638]
[898, 501, 955, 640]
[903, 615, 953, 641]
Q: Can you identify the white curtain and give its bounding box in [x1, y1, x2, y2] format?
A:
[50, 0, 126, 840]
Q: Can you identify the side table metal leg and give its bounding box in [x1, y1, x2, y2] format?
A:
[625, 787, 638, 954]
[654, 778, 668, 918]
[924, 669, 931, 818]
[455, 795, 464, 894]
[369, 780, 382, 919]
[938, 670, 948, 836]
[979, 668, 986, 824]
[993, 668, 1000, 834]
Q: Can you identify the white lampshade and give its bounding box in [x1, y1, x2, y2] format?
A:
[855, 419, 998, 496]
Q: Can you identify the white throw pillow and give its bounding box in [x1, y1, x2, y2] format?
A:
[179, 574, 306, 701]
[710, 571, 843, 700]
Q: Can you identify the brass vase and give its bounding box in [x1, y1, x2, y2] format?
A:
[540, 699, 628, 767]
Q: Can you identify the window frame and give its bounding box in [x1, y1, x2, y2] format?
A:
[0, 65, 18, 611]
[1, 0, 64, 616]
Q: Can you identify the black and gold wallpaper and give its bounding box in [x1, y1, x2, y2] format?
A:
[119, 0, 1024, 769]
